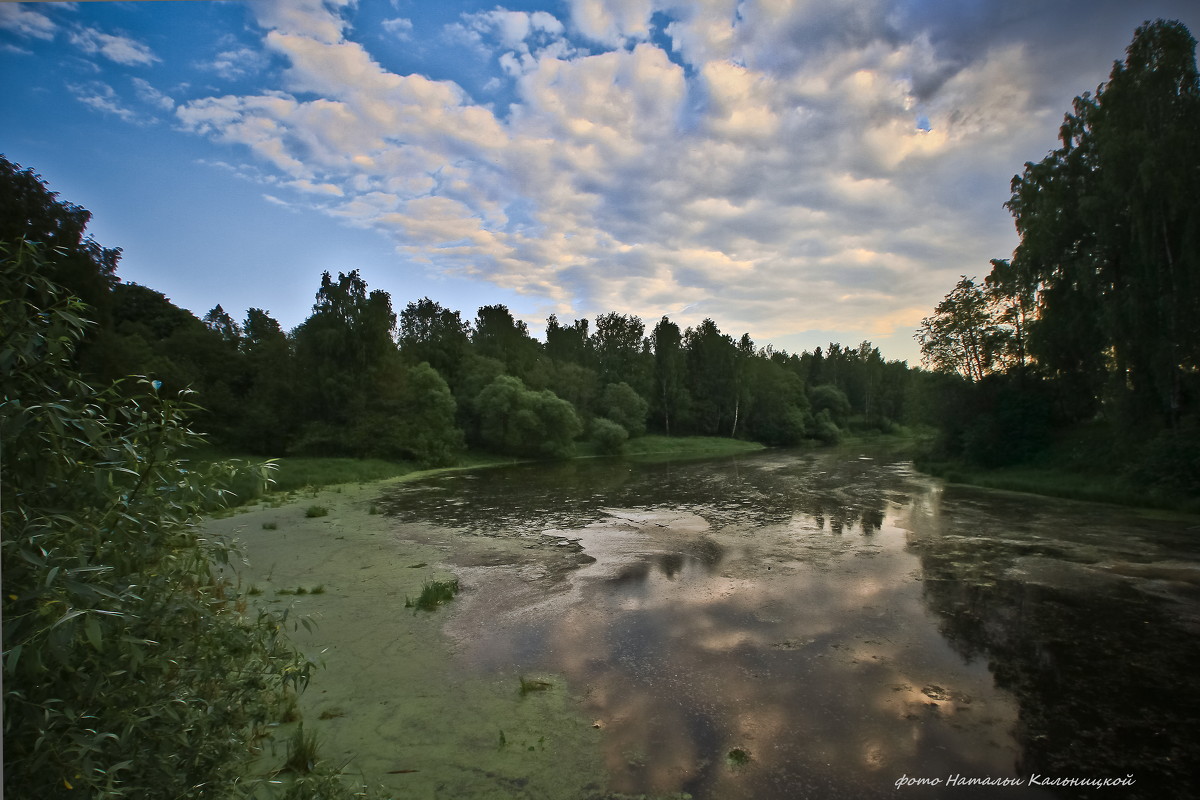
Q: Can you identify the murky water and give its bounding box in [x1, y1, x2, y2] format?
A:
[381, 449, 1200, 799]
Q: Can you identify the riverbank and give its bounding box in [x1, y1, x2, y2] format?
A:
[195, 435, 767, 507]
[208, 476, 610, 797]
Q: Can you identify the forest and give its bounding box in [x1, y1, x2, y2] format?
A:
[1, 153, 921, 468]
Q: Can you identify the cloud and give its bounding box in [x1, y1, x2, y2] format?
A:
[566, 0, 654, 47]
[132, 77, 174, 111]
[206, 46, 269, 80]
[381, 17, 413, 40]
[176, 0, 1189, 359]
[0, 4, 58, 40]
[69, 81, 140, 122]
[68, 27, 159, 66]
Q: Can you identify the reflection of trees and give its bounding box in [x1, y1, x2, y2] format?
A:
[909, 526, 1200, 798]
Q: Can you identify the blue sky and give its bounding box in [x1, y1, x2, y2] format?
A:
[3, 0, 1198, 363]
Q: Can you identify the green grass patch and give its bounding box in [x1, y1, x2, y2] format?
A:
[405, 577, 460, 612]
[623, 435, 765, 460]
[304, 505, 328, 518]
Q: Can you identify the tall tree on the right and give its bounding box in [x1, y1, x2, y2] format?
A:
[1007, 19, 1200, 427]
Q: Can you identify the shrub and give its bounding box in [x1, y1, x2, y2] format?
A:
[1, 243, 316, 798]
[591, 417, 629, 455]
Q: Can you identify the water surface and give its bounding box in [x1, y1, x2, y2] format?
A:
[382, 449, 1200, 798]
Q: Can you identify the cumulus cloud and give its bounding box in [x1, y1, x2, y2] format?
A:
[177, 0, 1194, 358]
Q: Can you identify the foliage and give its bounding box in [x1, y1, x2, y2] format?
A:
[915, 276, 1008, 382]
[404, 578, 460, 612]
[597, 381, 649, 438]
[915, 20, 1200, 486]
[0, 243, 339, 799]
[1006, 19, 1200, 427]
[474, 375, 582, 459]
[590, 417, 629, 455]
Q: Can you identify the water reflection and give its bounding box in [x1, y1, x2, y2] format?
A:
[382, 450, 1200, 799]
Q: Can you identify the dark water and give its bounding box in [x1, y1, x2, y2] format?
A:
[381, 449, 1200, 799]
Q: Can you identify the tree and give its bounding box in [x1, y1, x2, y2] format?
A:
[0, 156, 120, 329]
[233, 308, 295, 453]
[472, 304, 540, 381]
[597, 381, 649, 437]
[591, 312, 650, 396]
[398, 297, 469, 383]
[1006, 19, 1200, 426]
[544, 314, 593, 368]
[473, 375, 581, 458]
[651, 316, 687, 435]
[683, 319, 737, 435]
[915, 276, 1006, 382]
[291, 270, 397, 452]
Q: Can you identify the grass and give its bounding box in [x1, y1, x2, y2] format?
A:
[404, 578, 460, 612]
[923, 461, 1200, 514]
[917, 422, 1200, 515]
[281, 723, 320, 775]
[623, 435, 765, 460]
[304, 505, 328, 518]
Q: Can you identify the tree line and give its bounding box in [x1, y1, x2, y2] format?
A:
[915, 19, 1199, 493]
[2, 154, 921, 467]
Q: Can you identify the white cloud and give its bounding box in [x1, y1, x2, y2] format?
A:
[207, 46, 268, 80]
[566, 0, 654, 47]
[0, 4, 57, 40]
[178, 0, 1140, 359]
[381, 17, 413, 39]
[69, 81, 140, 122]
[68, 27, 159, 66]
[132, 77, 174, 111]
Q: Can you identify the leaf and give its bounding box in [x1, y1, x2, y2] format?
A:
[84, 615, 103, 652]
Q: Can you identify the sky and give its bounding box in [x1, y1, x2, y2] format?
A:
[3, 1, 1198, 364]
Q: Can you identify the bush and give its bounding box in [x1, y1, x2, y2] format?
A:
[591, 417, 629, 454]
[474, 375, 582, 459]
[597, 381, 648, 437]
[0, 243, 364, 799]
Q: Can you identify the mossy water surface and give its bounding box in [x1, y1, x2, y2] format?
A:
[206, 480, 607, 797]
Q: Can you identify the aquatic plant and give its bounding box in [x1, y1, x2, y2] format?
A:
[262, 521, 278, 530]
[305, 505, 329, 518]
[727, 748, 751, 767]
[282, 724, 320, 774]
[519, 675, 553, 696]
[405, 578, 460, 611]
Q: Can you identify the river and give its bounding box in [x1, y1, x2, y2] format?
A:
[377, 447, 1200, 799]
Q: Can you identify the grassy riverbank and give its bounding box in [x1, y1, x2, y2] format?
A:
[192, 435, 767, 506]
[915, 423, 1200, 516]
